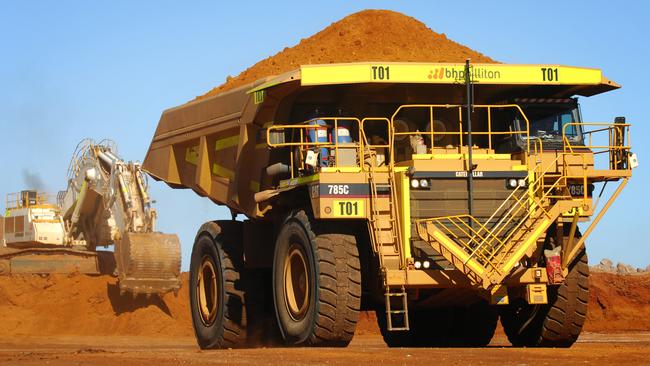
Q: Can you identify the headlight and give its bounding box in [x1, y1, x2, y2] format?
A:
[507, 178, 518, 188]
[411, 179, 420, 189]
[517, 178, 527, 188]
[414, 260, 422, 269]
[422, 260, 431, 269]
[419, 179, 429, 188]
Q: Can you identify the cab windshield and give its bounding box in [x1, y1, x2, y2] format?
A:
[522, 102, 583, 142]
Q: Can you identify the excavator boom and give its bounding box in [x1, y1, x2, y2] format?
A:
[60, 139, 182, 295]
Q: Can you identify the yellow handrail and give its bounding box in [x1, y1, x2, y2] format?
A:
[266, 103, 538, 176]
[5, 191, 54, 210]
[266, 118, 363, 178]
[389, 104, 531, 158]
[562, 122, 631, 171]
[360, 117, 391, 148]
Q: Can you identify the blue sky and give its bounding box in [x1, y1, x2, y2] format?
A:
[1, 1, 648, 270]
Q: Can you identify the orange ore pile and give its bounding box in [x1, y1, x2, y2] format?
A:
[199, 9, 496, 98]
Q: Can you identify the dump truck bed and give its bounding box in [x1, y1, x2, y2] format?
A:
[143, 62, 619, 218]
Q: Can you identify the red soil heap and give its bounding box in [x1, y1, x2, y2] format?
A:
[0, 274, 192, 337]
[199, 9, 496, 99]
[586, 272, 650, 332]
[1, 272, 648, 338]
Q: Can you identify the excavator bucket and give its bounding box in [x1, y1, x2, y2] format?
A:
[115, 232, 182, 295]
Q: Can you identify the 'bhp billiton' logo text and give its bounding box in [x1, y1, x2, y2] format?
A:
[428, 67, 502, 81]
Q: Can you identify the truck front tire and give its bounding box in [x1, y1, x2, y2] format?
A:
[500, 249, 589, 347]
[273, 211, 361, 346]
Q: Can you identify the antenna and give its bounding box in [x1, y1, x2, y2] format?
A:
[465, 59, 475, 218]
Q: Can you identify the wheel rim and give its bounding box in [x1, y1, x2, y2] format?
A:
[197, 256, 218, 326]
[284, 244, 310, 321]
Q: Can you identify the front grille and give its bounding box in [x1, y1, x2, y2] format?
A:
[409, 178, 526, 268]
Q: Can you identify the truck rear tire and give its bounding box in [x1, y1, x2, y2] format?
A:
[500, 249, 589, 347]
[273, 211, 361, 346]
[190, 221, 248, 349]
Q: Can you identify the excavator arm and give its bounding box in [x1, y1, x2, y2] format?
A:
[60, 139, 181, 295]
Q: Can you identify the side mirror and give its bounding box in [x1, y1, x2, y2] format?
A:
[613, 117, 627, 170]
[630, 152, 639, 169]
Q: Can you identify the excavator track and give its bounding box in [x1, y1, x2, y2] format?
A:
[0, 247, 116, 275]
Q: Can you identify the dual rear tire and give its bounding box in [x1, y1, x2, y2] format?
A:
[190, 213, 361, 349]
[189, 221, 248, 349]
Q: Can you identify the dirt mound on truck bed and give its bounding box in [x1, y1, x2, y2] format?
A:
[0, 272, 648, 338]
[199, 9, 496, 99]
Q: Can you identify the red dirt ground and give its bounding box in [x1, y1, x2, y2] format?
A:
[197, 9, 496, 99]
[2, 333, 650, 366]
[1, 272, 648, 338]
[2, 271, 650, 365]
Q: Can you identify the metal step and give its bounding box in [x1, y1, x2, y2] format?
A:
[376, 228, 396, 244]
[373, 198, 391, 212]
[385, 286, 409, 331]
[372, 216, 394, 229]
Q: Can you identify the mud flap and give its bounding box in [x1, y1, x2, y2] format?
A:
[115, 232, 182, 295]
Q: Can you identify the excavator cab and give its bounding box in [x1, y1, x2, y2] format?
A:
[20, 190, 39, 207]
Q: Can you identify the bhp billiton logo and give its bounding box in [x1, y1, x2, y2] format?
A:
[428, 67, 502, 81]
[428, 68, 445, 79]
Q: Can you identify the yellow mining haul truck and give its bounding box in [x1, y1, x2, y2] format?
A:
[144, 61, 635, 348]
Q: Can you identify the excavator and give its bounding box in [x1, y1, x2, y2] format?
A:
[0, 139, 181, 295]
